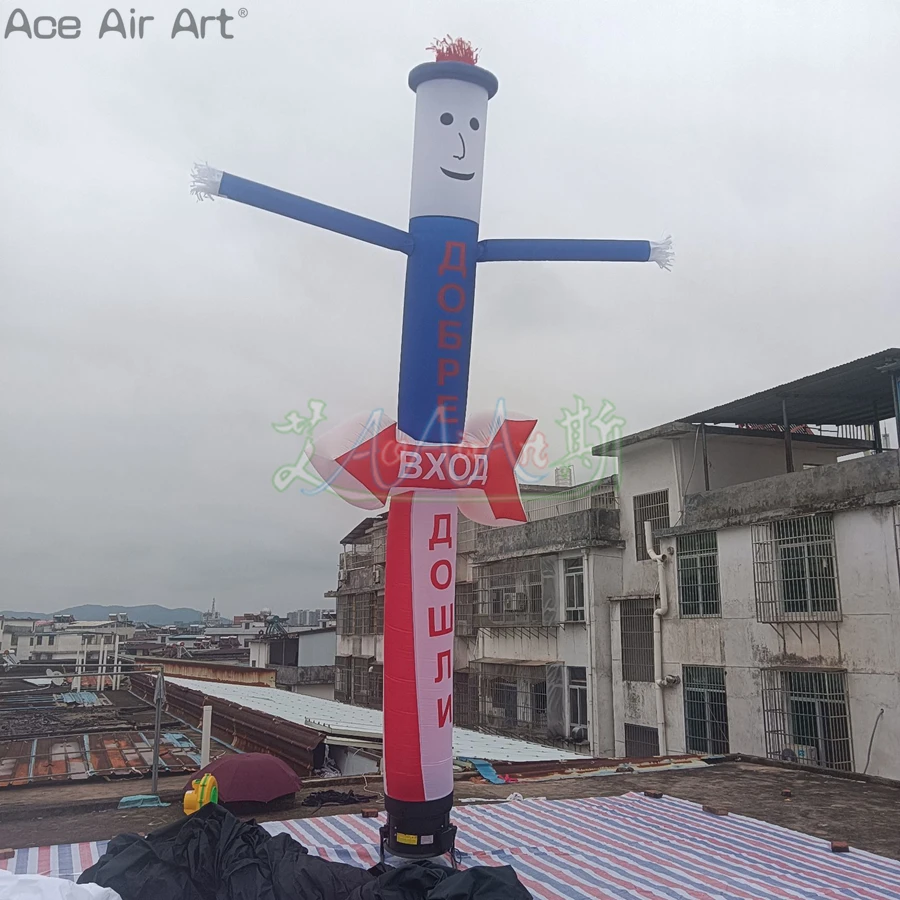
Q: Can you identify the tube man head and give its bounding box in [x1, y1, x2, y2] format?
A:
[408, 38, 499, 223]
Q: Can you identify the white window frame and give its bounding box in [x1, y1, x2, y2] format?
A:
[567, 666, 588, 737]
[563, 555, 586, 622]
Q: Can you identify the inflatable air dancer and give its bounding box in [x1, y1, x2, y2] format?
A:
[192, 37, 672, 861]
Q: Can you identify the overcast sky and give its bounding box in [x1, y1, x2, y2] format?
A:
[1, 1, 898, 617]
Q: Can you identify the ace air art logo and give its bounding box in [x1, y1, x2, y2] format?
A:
[3, 6, 249, 40]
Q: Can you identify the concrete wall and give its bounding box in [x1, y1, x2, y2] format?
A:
[290, 682, 335, 700]
[473, 508, 620, 563]
[329, 745, 380, 776]
[149, 659, 276, 686]
[337, 633, 382, 663]
[678, 450, 900, 531]
[589, 549, 623, 756]
[298, 630, 337, 667]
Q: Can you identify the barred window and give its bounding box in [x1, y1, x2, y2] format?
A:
[334, 656, 352, 703]
[564, 557, 585, 622]
[620, 598, 655, 682]
[459, 661, 550, 740]
[370, 663, 384, 709]
[567, 667, 588, 740]
[336, 596, 352, 635]
[353, 593, 376, 635]
[761, 669, 852, 771]
[683, 665, 729, 755]
[753, 514, 840, 622]
[624, 723, 659, 757]
[678, 532, 721, 617]
[475, 557, 544, 626]
[634, 490, 670, 561]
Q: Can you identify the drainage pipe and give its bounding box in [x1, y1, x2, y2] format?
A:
[644, 520, 670, 756]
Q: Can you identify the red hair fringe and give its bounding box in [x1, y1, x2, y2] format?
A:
[427, 36, 479, 65]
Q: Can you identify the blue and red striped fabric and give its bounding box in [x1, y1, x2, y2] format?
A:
[3, 793, 899, 898]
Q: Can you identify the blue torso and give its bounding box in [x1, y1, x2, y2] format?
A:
[397, 216, 479, 444]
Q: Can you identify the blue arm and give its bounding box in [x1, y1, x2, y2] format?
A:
[478, 238, 672, 267]
[193, 167, 413, 254]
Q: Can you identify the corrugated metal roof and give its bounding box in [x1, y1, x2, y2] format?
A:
[0, 731, 202, 787]
[168, 677, 585, 763]
[684, 347, 900, 426]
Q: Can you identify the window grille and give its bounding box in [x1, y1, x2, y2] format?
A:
[351, 656, 371, 705]
[678, 531, 721, 617]
[620, 598, 655, 682]
[336, 596, 352, 635]
[761, 669, 852, 771]
[370, 663, 384, 709]
[752, 514, 840, 622]
[453, 670, 476, 727]
[624, 723, 660, 757]
[334, 656, 352, 702]
[474, 557, 544, 626]
[564, 557, 586, 622]
[353, 593, 376, 635]
[457, 515, 481, 554]
[634, 490, 670, 561]
[268, 638, 299, 667]
[683, 665, 729, 754]
[456, 662, 550, 740]
[567, 666, 588, 741]
[455, 581, 475, 636]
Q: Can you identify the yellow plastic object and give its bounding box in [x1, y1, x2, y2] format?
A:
[183, 773, 219, 815]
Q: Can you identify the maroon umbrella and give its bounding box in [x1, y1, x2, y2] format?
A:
[184, 753, 301, 804]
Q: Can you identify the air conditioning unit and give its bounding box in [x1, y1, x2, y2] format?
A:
[502, 592, 527, 612]
[569, 725, 588, 743]
[792, 744, 819, 765]
[372, 566, 382, 584]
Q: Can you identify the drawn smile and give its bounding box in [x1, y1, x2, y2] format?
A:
[441, 168, 475, 181]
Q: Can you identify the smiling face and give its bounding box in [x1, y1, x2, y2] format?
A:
[409, 78, 489, 223]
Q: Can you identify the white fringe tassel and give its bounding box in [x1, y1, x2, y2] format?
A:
[190, 163, 224, 201]
[649, 235, 674, 270]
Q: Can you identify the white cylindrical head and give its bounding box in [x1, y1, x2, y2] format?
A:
[408, 59, 498, 224]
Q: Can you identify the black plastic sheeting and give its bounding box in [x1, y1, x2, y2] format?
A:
[78, 804, 533, 900]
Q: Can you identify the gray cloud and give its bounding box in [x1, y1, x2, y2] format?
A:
[2, 0, 898, 615]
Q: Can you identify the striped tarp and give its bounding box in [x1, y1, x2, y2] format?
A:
[3, 793, 899, 898]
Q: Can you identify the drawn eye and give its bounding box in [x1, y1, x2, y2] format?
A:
[440, 112, 454, 126]
[470, 118, 480, 131]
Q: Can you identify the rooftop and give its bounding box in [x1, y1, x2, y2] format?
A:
[3, 760, 900, 893]
[592, 421, 873, 457]
[685, 346, 900, 426]
[594, 348, 900, 458]
[167, 676, 586, 763]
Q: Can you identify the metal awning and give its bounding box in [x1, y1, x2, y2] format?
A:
[683, 348, 900, 426]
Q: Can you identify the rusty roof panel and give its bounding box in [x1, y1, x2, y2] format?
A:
[130, 674, 326, 776]
[0, 731, 203, 787]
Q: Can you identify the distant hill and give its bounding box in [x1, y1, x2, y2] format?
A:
[1, 604, 203, 626]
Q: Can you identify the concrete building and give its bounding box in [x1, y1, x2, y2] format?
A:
[287, 608, 333, 628]
[4, 615, 135, 667]
[203, 620, 268, 649]
[249, 626, 337, 699]
[333, 481, 622, 756]
[594, 348, 900, 779]
[331, 349, 900, 780]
